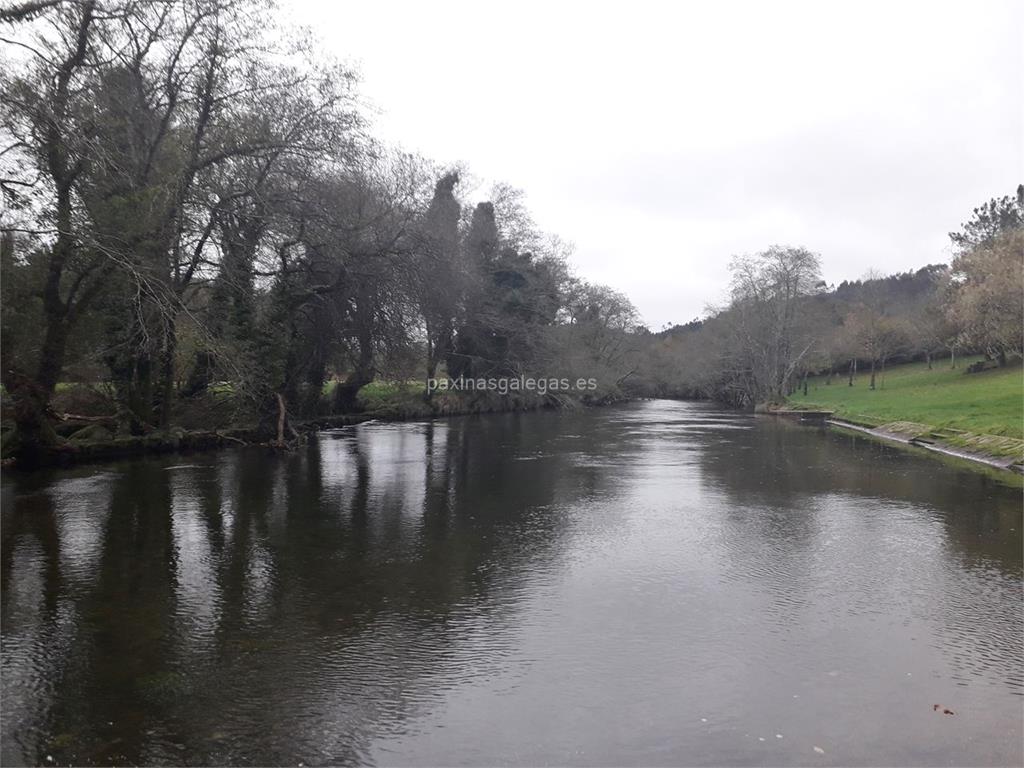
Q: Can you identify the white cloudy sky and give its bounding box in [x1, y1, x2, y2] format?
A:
[286, 0, 1022, 329]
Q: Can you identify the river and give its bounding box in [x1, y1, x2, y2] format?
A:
[2, 400, 1021, 766]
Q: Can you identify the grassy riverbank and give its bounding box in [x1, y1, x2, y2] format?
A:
[787, 358, 1023, 462]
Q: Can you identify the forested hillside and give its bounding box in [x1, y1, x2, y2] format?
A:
[627, 187, 1024, 407]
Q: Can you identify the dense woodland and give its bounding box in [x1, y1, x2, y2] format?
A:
[1, 0, 1022, 466]
[0, 0, 642, 463]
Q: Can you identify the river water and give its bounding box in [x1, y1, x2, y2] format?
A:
[2, 400, 1021, 766]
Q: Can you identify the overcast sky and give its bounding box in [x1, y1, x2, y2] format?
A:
[287, 0, 1021, 329]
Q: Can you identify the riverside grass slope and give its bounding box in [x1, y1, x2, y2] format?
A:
[788, 357, 1024, 463]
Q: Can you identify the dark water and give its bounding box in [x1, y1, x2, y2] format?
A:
[2, 401, 1021, 767]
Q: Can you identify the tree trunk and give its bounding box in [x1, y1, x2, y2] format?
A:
[926, 351, 932, 370]
[36, 316, 70, 397]
[424, 338, 439, 403]
[4, 299, 71, 462]
[869, 359, 876, 390]
[157, 317, 177, 430]
[0, 369, 60, 467]
[125, 354, 155, 435]
[181, 350, 215, 397]
[423, 318, 452, 402]
[333, 325, 375, 414]
[303, 356, 327, 416]
[275, 392, 287, 448]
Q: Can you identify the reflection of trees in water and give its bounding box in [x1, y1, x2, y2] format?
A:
[698, 416, 1022, 575]
[1, 411, 613, 765]
[3, 407, 1021, 763]
[1, 480, 67, 768]
[1, 482, 62, 617]
[696, 413, 1023, 696]
[1, 464, 180, 765]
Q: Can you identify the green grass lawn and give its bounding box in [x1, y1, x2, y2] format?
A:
[354, 380, 425, 410]
[321, 379, 426, 410]
[789, 357, 1024, 439]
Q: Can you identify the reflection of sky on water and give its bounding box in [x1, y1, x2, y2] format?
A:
[1, 402, 1021, 766]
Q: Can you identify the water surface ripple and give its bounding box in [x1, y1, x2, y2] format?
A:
[2, 401, 1021, 766]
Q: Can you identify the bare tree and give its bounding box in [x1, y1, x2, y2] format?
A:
[718, 246, 824, 404]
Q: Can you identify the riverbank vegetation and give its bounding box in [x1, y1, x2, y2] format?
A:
[628, 187, 1023, 414]
[0, 0, 643, 466]
[622, 186, 1023, 468]
[1, 2, 1021, 470]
